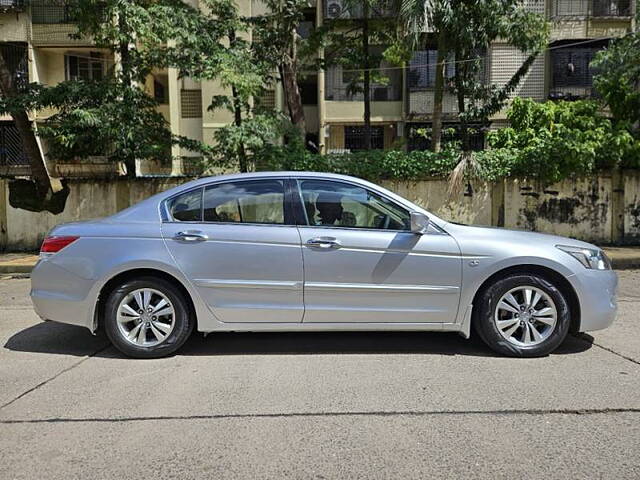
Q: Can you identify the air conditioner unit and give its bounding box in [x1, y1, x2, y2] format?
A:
[326, 0, 344, 18]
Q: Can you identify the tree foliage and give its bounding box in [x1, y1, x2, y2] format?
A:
[592, 32, 640, 137]
[486, 98, 637, 182]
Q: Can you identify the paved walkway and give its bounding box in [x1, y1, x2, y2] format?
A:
[1, 247, 639, 274]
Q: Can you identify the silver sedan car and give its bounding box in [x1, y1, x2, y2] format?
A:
[31, 172, 617, 358]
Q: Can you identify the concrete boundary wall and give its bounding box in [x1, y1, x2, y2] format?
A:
[1, 171, 640, 251]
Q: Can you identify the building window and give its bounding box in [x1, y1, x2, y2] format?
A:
[344, 126, 384, 151]
[300, 75, 318, 106]
[549, 41, 608, 99]
[0, 121, 29, 166]
[592, 0, 631, 16]
[256, 89, 276, 110]
[153, 78, 168, 104]
[407, 50, 455, 89]
[407, 123, 486, 151]
[65, 52, 104, 81]
[0, 43, 28, 89]
[180, 89, 203, 118]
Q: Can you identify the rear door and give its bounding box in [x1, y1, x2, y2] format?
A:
[294, 178, 462, 324]
[162, 178, 304, 324]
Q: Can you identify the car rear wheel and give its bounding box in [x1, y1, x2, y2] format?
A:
[474, 274, 571, 357]
[104, 277, 193, 358]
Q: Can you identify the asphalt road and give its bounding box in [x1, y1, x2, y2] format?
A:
[1, 271, 639, 479]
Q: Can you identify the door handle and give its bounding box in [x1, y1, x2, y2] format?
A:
[174, 231, 208, 242]
[306, 236, 341, 249]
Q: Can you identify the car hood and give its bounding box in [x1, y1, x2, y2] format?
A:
[443, 222, 600, 253]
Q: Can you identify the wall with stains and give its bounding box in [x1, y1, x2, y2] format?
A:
[1, 172, 640, 251]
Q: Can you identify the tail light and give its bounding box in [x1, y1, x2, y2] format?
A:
[40, 236, 79, 256]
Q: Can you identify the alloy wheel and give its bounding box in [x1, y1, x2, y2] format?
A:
[116, 288, 175, 347]
[494, 286, 558, 347]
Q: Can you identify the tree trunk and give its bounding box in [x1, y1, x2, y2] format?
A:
[362, 2, 371, 150]
[280, 29, 305, 139]
[228, 29, 248, 172]
[0, 48, 52, 197]
[118, 14, 136, 178]
[280, 62, 306, 135]
[432, 35, 447, 153]
[455, 72, 470, 152]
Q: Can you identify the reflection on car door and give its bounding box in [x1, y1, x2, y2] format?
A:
[295, 179, 462, 323]
[162, 179, 304, 324]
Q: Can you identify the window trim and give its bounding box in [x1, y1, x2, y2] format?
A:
[163, 178, 295, 227]
[292, 178, 412, 233]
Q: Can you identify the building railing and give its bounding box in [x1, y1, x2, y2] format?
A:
[551, 0, 632, 17]
[31, 0, 77, 24]
[323, 0, 397, 20]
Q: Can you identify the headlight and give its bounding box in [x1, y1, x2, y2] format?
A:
[556, 245, 611, 270]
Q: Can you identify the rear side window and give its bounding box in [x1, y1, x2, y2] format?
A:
[167, 188, 202, 222]
[203, 180, 285, 224]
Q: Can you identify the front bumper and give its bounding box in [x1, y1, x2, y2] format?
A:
[570, 268, 618, 332]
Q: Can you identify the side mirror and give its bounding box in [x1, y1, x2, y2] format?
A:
[410, 211, 430, 234]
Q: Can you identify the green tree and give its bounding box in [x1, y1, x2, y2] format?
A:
[400, 0, 548, 155]
[592, 32, 640, 138]
[486, 98, 636, 182]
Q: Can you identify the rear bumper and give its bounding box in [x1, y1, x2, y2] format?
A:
[570, 269, 618, 332]
[30, 258, 96, 330]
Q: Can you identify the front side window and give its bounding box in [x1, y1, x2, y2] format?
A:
[203, 180, 285, 225]
[298, 180, 410, 230]
[167, 188, 202, 222]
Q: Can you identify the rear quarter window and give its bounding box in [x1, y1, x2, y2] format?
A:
[167, 188, 202, 222]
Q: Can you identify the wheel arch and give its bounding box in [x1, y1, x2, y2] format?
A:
[94, 268, 197, 333]
[470, 264, 581, 334]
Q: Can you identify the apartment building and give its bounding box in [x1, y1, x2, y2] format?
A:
[0, 0, 635, 177]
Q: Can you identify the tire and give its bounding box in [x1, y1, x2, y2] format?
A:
[104, 276, 194, 358]
[473, 273, 571, 357]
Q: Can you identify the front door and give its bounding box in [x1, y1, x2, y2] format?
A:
[162, 178, 304, 324]
[295, 179, 462, 323]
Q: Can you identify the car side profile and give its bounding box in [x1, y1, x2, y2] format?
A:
[30, 172, 618, 358]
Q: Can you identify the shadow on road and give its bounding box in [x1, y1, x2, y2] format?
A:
[4, 321, 594, 358]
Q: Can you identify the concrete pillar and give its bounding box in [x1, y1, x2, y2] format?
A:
[0, 179, 7, 251]
[491, 180, 505, 227]
[611, 169, 625, 244]
[168, 66, 183, 176]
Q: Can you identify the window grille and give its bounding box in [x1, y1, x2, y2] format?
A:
[31, 0, 78, 24]
[0, 0, 26, 12]
[257, 89, 276, 109]
[592, 0, 631, 16]
[0, 43, 28, 90]
[0, 122, 29, 166]
[549, 42, 607, 99]
[407, 123, 486, 151]
[181, 89, 203, 118]
[344, 126, 384, 151]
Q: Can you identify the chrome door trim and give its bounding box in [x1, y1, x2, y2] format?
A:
[305, 282, 460, 294]
[194, 279, 303, 290]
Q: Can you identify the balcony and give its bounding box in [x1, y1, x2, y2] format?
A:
[551, 0, 632, 17]
[323, 0, 397, 20]
[30, 0, 93, 46]
[325, 62, 402, 102]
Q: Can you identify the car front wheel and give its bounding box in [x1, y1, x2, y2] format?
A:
[104, 276, 194, 358]
[474, 273, 571, 357]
